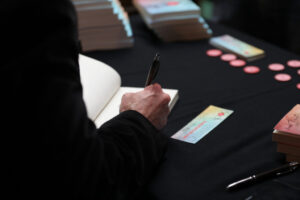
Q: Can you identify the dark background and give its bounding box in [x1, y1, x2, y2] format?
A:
[199, 0, 300, 56]
[121, 0, 300, 56]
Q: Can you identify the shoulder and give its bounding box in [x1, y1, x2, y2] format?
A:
[1, 0, 78, 61]
[0, 0, 77, 27]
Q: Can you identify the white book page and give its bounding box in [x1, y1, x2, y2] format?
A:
[79, 54, 121, 121]
[94, 87, 179, 128]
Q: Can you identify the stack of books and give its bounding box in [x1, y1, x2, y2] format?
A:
[72, 0, 134, 51]
[133, 0, 212, 42]
[272, 104, 300, 162]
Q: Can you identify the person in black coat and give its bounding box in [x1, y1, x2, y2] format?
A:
[1, 0, 170, 199]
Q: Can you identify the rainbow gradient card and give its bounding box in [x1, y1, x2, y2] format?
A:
[171, 105, 233, 144]
[209, 34, 265, 61]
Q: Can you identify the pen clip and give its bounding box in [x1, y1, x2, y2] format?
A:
[276, 168, 294, 176]
[276, 162, 299, 176]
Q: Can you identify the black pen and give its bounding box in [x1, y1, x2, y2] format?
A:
[145, 53, 160, 87]
[226, 162, 299, 191]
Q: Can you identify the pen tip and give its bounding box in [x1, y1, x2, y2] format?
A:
[154, 53, 160, 61]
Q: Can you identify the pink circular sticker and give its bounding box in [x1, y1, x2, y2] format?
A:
[221, 54, 237, 62]
[206, 49, 222, 57]
[297, 83, 300, 90]
[167, 1, 179, 6]
[274, 73, 292, 82]
[287, 60, 300, 68]
[244, 66, 260, 74]
[268, 63, 285, 71]
[229, 59, 246, 67]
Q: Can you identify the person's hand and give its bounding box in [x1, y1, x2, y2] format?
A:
[120, 83, 171, 130]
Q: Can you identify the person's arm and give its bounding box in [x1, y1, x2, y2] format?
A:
[1, 0, 169, 199]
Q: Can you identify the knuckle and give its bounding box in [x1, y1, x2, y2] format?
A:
[145, 85, 152, 91]
[126, 92, 134, 97]
[162, 93, 171, 104]
[122, 92, 133, 100]
[122, 94, 128, 100]
[164, 93, 171, 101]
[153, 83, 162, 92]
[154, 83, 162, 89]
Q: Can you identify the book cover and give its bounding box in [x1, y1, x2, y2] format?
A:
[209, 34, 265, 61]
[134, 0, 200, 19]
[274, 104, 300, 135]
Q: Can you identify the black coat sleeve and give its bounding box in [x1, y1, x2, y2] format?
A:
[1, 0, 167, 199]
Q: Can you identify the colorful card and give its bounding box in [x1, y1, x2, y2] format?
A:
[274, 104, 300, 135]
[209, 34, 265, 61]
[171, 105, 233, 144]
[134, 0, 200, 16]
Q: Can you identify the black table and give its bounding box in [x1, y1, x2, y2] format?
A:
[86, 14, 300, 200]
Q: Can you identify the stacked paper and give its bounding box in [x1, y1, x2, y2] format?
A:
[133, 0, 212, 42]
[72, 0, 134, 51]
[272, 105, 300, 162]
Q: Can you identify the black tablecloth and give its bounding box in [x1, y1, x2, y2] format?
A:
[86, 14, 300, 200]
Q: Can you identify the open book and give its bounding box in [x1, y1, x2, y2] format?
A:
[79, 54, 179, 128]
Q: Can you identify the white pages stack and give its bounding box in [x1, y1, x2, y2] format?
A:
[72, 0, 134, 51]
[133, 0, 212, 42]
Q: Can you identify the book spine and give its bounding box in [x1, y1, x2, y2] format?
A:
[272, 134, 300, 147]
[277, 143, 300, 157]
[286, 154, 300, 162]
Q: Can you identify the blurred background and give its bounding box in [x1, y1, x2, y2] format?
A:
[120, 0, 300, 55]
